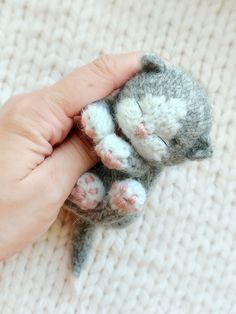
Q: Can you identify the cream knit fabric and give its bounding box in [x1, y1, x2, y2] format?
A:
[0, 0, 236, 313]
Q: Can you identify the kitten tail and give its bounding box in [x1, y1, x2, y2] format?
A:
[72, 219, 95, 277]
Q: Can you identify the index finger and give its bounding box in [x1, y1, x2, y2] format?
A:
[44, 52, 142, 117]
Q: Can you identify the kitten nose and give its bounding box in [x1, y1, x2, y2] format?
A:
[134, 123, 148, 138]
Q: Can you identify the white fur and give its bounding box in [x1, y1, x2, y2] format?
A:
[70, 173, 105, 210]
[82, 101, 115, 142]
[116, 95, 187, 161]
[95, 134, 133, 169]
[132, 135, 169, 162]
[140, 95, 187, 138]
[116, 97, 143, 136]
[109, 179, 146, 212]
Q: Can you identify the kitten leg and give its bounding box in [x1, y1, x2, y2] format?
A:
[67, 179, 146, 226]
[81, 101, 149, 177]
[69, 178, 146, 281]
[69, 172, 105, 210]
[95, 134, 149, 177]
[81, 100, 114, 143]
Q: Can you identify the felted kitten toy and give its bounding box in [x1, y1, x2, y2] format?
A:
[64, 53, 213, 277]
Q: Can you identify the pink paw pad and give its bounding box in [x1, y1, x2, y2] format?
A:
[85, 175, 95, 184]
[109, 179, 146, 214]
[112, 195, 136, 210]
[70, 186, 85, 201]
[69, 172, 105, 210]
[88, 188, 98, 195]
[81, 116, 96, 139]
[97, 149, 122, 169]
[113, 196, 127, 209]
[120, 184, 127, 193]
[104, 151, 111, 160]
[128, 195, 137, 205]
[134, 123, 148, 138]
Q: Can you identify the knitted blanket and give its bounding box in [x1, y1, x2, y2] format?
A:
[0, 0, 235, 313]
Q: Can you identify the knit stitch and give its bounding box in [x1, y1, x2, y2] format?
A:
[0, 0, 235, 313]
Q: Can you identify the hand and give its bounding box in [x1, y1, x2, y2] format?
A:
[0, 52, 141, 260]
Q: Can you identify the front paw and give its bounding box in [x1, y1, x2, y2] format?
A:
[69, 173, 105, 210]
[108, 179, 146, 214]
[81, 101, 114, 143]
[95, 134, 132, 170]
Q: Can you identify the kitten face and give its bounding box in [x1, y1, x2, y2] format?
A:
[116, 72, 212, 166]
[116, 94, 190, 163]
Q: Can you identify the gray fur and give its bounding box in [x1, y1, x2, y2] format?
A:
[72, 219, 95, 277]
[65, 53, 213, 276]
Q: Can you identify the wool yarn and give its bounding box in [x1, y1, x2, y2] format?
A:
[0, 0, 235, 313]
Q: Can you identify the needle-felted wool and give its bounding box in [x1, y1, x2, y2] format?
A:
[65, 53, 213, 277]
[0, 0, 235, 313]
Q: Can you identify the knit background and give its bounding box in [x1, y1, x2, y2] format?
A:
[0, 0, 235, 313]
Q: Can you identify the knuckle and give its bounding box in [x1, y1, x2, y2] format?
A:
[98, 54, 114, 69]
[7, 93, 37, 118]
[0, 97, 29, 133]
[90, 54, 116, 84]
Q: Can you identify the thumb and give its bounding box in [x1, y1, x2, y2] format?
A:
[44, 51, 142, 117]
[42, 131, 98, 203]
[31, 52, 142, 203]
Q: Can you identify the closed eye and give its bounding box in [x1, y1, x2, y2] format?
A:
[136, 99, 144, 114]
[157, 136, 168, 147]
[134, 99, 169, 147]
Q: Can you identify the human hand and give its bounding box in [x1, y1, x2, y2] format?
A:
[0, 52, 141, 260]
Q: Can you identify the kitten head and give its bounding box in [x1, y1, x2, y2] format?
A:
[116, 54, 213, 166]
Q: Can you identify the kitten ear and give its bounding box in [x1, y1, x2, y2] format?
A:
[187, 136, 213, 160]
[141, 53, 166, 73]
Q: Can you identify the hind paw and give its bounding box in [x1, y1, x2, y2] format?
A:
[109, 179, 146, 214]
[69, 173, 105, 210]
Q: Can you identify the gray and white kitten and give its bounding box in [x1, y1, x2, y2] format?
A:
[65, 54, 213, 277]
